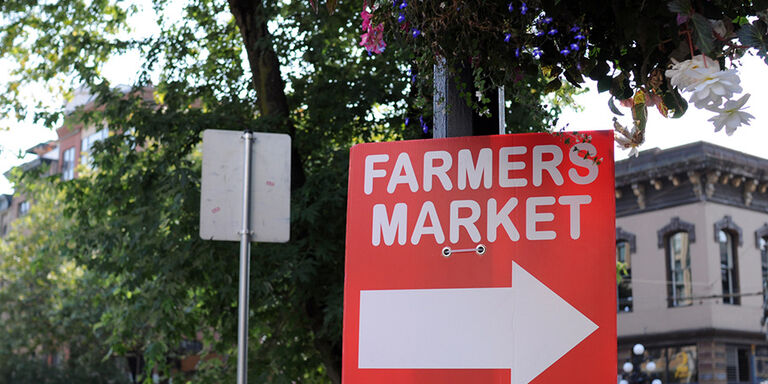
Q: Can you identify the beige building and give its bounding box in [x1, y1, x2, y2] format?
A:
[616, 142, 768, 384]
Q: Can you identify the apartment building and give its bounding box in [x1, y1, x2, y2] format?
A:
[616, 142, 768, 384]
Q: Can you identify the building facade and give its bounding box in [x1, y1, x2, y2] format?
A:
[616, 142, 768, 384]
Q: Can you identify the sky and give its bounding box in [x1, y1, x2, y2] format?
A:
[1, 49, 767, 195]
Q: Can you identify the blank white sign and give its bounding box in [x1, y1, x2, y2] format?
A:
[199, 129, 291, 243]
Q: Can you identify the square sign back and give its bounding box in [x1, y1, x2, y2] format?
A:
[342, 131, 616, 384]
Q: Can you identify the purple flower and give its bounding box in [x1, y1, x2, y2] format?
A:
[570, 43, 579, 51]
[548, 29, 558, 35]
[508, 2, 514, 12]
[422, 123, 429, 134]
[412, 28, 420, 37]
[570, 26, 580, 33]
[504, 33, 511, 42]
[419, 115, 424, 125]
[515, 47, 520, 57]
[535, 30, 544, 37]
[411, 74, 416, 83]
[560, 49, 570, 55]
[405, 117, 410, 126]
[400, 1, 407, 9]
[393, 0, 397, 7]
[532, 47, 542, 58]
[542, 17, 552, 24]
[574, 33, 585, 40]
[520, 2, 527, 14]
[398, 13, 405, 23]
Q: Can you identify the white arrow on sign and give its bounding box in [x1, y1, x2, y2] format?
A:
[358, 262, 598, 384]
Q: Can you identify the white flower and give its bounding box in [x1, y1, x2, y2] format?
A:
[688, 68, 742, 108]
[711, 19, 727, 39]
[613, 118, 642, 157]
[665, 55, 720, 90]
[706, 93, 754, 135]
[615, 136, 640, 157]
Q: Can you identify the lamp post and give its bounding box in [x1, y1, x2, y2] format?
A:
[619, 344, 662, 384]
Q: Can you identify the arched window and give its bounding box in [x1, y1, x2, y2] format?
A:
[714, 216, 741, 305]
[658, 217, 695, 307]
[616, 227, 636, 312]
[756, 224, 768, 303]
[718, 231, 739, 305]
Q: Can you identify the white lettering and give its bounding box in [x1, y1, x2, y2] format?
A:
[364, 154, 389, 195]
[526, 196, 556, 240]
[423, 151, 453, 192]
[387, 153, 419, 193]
[411, 201, 445, 244]
[457, 148, 492, 190]
[449, 200, 482, 243]
[372, 203, 408, 246]
[558, 195, 592, 239]
[487, 197, 519, 242]
[568, 143, 599, 185]
[498, 146, 527, 188]
[532, 145, 564, 186]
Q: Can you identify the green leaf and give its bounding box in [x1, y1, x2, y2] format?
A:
[597, 77, 612, 93]
[608, 97, 624, 116]
[691, 13, 716, 55]
[663, 88, 688, 118]
[754, 0, 768, 10]
[543, 78, 562, 93]
[667, 0, 692, 15]
[737, 23, 767, 49]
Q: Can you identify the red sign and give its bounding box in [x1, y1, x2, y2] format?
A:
[342, 131, 616, 384]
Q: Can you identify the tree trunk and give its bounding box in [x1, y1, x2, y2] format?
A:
[228, 0, 305, 190]
[227, 2, 342, 383]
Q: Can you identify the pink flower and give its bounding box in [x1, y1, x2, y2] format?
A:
[360, 8, 386, 55]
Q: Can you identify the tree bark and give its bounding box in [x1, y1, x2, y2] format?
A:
[227, 2, 342, 383]
[228, 0, 305, 190]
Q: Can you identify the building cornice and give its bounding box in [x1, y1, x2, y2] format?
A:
[616, 142, 768, 217]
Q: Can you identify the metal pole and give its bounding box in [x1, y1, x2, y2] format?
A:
[498, 86, 506, 135]
[237, 131, 253, 384]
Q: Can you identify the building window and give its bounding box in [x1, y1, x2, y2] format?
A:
[616, 227, 636, 313]
[658, 217, 696, 308]
[755, 346, 768, 382]
[80, 127, 108, 167]
[61, 147, 75, 181]
[757, 224, 768, 304]
[667, 232, 693, 307]
[718, 230, 740, 305]
[714, 216, 742, 305]
[761, 236, 768, 303]
[18, 201, 30, 217]
[727, 345, 752, 383]
[617, 241, 633, 312]
[620, 345, 697, 383]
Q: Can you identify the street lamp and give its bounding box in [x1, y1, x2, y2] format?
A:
[619, 344, 662, 384]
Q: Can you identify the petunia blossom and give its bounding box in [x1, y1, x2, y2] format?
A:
[706, 94, 754, 135]
[360, 8, 386, 54]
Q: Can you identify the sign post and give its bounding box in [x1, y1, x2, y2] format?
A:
[237, 131, 253, 384]
[200, 129, 291, 384]
[342, 131, 616, 383]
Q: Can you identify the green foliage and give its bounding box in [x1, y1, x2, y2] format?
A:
[0, 0, 577, 383]
[376, 0, 768, 118]
[0, 176, 128, 383]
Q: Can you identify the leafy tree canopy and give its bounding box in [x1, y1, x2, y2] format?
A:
[3, 0, 764, 383]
